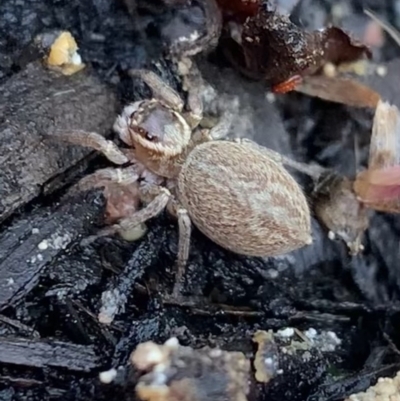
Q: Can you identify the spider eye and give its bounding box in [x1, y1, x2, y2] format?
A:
[136, 126, 156, 142]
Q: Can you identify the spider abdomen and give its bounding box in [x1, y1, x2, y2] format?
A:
[177, 140, 312, 257]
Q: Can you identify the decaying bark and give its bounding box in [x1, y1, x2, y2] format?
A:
[0, 190, 105, 311]
[0, 62, 119, 223]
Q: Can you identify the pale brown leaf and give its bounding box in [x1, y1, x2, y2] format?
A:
[354, 100, 400, 212]
[296, 75, 381, 108]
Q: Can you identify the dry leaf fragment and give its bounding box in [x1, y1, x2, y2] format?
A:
[253, 330, 280, 384]
[312, 172, 369, 255]
[321, 26, 372, 66]
[162, 0, 222, 58]
[274, 153, 369, 254]
[354, 100, 400, 213]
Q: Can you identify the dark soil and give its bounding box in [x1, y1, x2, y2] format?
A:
[2, 1, 400, 400]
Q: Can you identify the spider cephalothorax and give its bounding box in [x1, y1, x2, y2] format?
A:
[128, 100, 192, 179]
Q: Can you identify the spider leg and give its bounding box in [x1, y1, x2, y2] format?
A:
[178, 60, 206, 129]
[53, 130, 129, 165]
[172, 207, 192, 297]
[128, 69, 184, 112]
[235, 138, 327, 179]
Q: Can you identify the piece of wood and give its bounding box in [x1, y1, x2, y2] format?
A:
[0, 337, 102, 372]
[0, 62, 119, 223]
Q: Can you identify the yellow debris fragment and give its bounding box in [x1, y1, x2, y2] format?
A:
[46, 31, 85, 75]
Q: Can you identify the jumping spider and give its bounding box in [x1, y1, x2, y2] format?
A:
[57, 69, 312, 297]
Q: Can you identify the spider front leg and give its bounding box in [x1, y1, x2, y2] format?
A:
[81, 186, 172, 246]
[178, 59, 207, 129]
[76, 165, 140, 192]
[69, 165, 147, 241]
[74, 166, 143, 227]
[52, 130, 129, 165]
[128, 69, 184, 112]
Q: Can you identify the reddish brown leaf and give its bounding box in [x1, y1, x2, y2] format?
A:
[234, 3, 371, 92]
[216, 0, 260, 21]
[215, 0, 300, 22]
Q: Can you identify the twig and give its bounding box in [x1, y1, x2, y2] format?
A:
[163, 296, 264, 317]
[364, 9, 400, 48]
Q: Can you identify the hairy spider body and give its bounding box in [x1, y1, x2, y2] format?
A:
[58, 69, 312, 296]
[177, 140, 311, 256]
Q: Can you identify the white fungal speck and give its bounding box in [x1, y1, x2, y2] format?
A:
[50, 233, 72, 250]
[277, 328, 295, 338]
[376, 65, 387, 77]
[6, 278, 14, 286]
[264, 357, 274, 365]
[38, 240, 49, 250]
[153, 363, 167, 373]
[326, 331, 341, 344]
[152, 372, 168, 385]
[266, 92, 276, 103]
[71, 52, 82, 65]
[32, 228, 40, 234]
[165, 337, 179, 348]
[267, 269, 279, 279]
[99, 368, 117, 384]
[145, 347, 165, 366]
[210, 349, 223, 358]
[304, 328, 317, 339]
